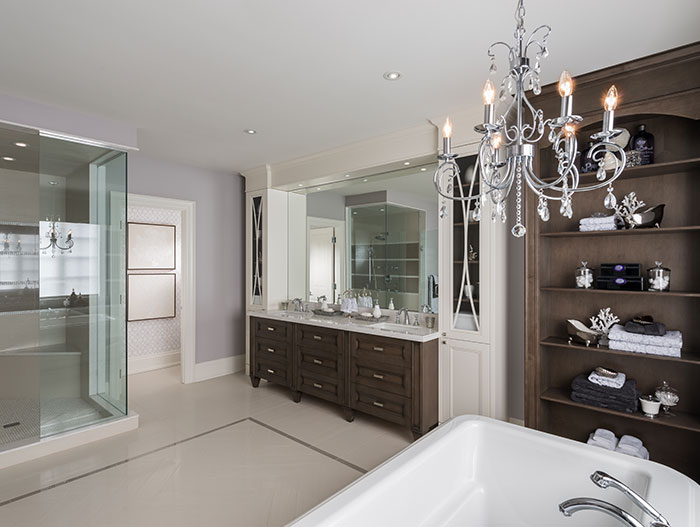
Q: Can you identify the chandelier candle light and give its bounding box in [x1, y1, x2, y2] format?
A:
[434, 0, 627, 237]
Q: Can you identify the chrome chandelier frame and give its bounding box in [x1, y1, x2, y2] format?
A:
[434, 0, 627, 237]
[40, 220, 74, 256]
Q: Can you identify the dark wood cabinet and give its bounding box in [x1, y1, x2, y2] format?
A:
[249, 316, 438, 438]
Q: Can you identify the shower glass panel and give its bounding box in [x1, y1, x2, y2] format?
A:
[0, 123, 127, 451]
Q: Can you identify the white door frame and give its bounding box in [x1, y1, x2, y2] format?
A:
[307, 216, 346, 303]
[127, 193, 196, 384]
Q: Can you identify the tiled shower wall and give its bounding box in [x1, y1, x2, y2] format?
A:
[126, 205, 181, 364]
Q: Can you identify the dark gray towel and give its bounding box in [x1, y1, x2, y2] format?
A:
[624, 320, 666, 336]
[570, 374, 640, 413]
[571, 391, 638, 413]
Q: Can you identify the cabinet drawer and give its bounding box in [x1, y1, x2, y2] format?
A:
[298, 370, 343, 404]
[253, 358, 291, 387]
[255, 337, 289, 361]
[253, 318, 290, 341]
[351, 360, 411, 397]
[350, 385, 410, 427]
[351, 333, 412, 368]
[296, 324, 342, 350]
[298, 346, 341, 379]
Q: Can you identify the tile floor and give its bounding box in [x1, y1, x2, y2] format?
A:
[0, 366, 414, 526]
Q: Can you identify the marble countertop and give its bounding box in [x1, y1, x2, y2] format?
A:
[250, 310, 439, 343]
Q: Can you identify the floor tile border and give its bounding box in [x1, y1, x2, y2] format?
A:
[0, 416, 366, 508]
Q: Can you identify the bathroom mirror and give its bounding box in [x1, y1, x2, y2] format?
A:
[287, 162, 439, 312]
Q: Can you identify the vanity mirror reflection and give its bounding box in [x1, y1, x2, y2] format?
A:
[287, 162, 439, 313]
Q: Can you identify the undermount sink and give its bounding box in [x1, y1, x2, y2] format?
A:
[370, 322, 429, 335]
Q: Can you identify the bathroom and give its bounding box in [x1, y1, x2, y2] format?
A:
[0, 2, 699, 526]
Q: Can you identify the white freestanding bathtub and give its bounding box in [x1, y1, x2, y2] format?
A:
[289, 416, 699, 526]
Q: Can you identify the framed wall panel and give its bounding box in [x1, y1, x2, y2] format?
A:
[128, 222, 176, 270]
[127, 273, 176, 321]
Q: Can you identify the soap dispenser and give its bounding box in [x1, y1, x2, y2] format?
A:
[388, 298, 395, 310]
[373, 300, 382, 319]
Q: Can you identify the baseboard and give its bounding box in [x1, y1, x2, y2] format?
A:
[193, 354, 245, 382]
[508, 417, 525, 427]
[0, 413, 139, 470]
[128, 350, 180, 375]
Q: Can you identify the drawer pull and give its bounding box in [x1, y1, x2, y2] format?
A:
[313, 383, 323, 389]
[372, 373, 385, 380]
[266, 348, 275, 353]
[313, 335, 323, 341]
[267, 327, 275, 332]
[313, 359, 323, 365]
[266, 368, 275, 374]
[373, 401, 384, 408]
[373, 346, 384, 352]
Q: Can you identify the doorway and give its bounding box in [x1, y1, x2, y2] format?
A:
[307, 217, 345, 303]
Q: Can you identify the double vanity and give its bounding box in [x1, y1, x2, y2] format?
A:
[249, 311, 439, 438]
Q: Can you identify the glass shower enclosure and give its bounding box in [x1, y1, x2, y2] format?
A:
[0, 123, 127, 450]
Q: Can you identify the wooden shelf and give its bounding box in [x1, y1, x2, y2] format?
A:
[540, 336, 700, 365]
[542, 157, 700, 183]
[541, 225, 700, 238]
[541, 387, 700, 433]
[541, 287, 700, 298]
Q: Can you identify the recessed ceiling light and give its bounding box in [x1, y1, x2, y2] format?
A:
[420, 167, 427, 172]
[14, 142, 28, 148]
[383, 71, 402, 81]
[352, 211, 357, 215]
[344, 174, 350, 178]
[316, 187, 322, 191]
[2, 156, 15, 162]
[297, 184, 303, 187]
[379, 208, 384, 212]
[363, 178, 368, 182]
[403, 161, 411, 166]
[243, 129, 257, 135]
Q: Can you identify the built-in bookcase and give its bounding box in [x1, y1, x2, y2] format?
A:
[526, 43, 700, 481]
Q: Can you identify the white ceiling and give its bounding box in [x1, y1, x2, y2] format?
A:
[0, 1, 697, 175]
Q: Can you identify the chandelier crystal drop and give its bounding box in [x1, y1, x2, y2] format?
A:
[434, 0, 627, 237]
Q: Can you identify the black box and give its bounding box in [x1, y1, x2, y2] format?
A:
[599, 263, 641, 278]
[597, 276, 644, 290]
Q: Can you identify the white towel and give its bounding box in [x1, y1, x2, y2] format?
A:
[608, 339, 681, 358]
[618, 435, 643, 450]
[609, 324, 683, 348]
[588, 371, 626, 389]
[579, 216, 617, 226]
[579, 223, 618, 232]
[340, 298, 358, 314]
[587, 429, 618, 450]
[615, 444, 649, 460]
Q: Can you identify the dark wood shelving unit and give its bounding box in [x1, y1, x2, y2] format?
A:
[525, 43, 700, 482]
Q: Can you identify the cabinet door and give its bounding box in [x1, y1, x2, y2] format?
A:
[438, 338, 490, 422]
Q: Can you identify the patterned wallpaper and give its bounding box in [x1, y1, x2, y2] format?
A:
[127, 205, 181, 360]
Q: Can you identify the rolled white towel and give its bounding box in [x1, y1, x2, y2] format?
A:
[609, 339, 681, 358]
[618, 435, 643, 450]
[609, 324, 682, 348]
[587, 429, 618, 450]
[588, 371, 626, 389]
[616, 445, 649, 460]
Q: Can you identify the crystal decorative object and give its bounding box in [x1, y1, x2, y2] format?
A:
[655, 381, 679, 414]
[647, 261, 671, 292]
[604, 189, 617, 210]
[596, 166, 606, 181]
[575, 261, 593, 289]
[511, 223, 526, 237]
[472, 205, 481, 222]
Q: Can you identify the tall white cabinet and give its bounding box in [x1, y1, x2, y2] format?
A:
[437, 150, 508, 422]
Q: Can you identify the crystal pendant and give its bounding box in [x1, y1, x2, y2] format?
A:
[489, 61, 497, 74]
[596, 166, 606, 181]
[511, 223, 526, 237]
[447, 183, 453, 194]
[541, 46, 549, 58]
[498, 88, 507, 102]
[532, 78, 541, 95]
[548, 129, 556, 143]
[604, 189, 617, 210]
[537, 197, 550, 222]
[560, 196, 573, 218]
[491, 209, 497, 222]
[439, 205, 448, 218]
[472, 205, 481, 222]
[533, 60, 541, 74]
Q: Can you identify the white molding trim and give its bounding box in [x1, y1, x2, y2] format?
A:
[128, 193, 196, 384]
[128, 350, 180, 375]
[194, 355, 245, 383]
[0, 413, 139, 470]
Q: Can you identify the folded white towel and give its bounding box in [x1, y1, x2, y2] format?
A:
[588, 371, 626, 389]
[593, 428, 616, 441]
[618, 435, 643, 450]
[609, 324, 683, 348]
[609, 339, 681, 358]
[579, 216, 617, 226]
[616, 445, 649, 460]
[579, 224, 618, 232]
[587, 430, 618, 451]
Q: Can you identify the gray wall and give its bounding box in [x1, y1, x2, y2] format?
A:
[306, 190, 346, 221]
[128, 153, 245, 363]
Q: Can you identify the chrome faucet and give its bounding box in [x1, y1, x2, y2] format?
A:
[559, 470, 671, 527]
[396, 307, 410, 325]
[559, 498, 644, 527]
[590, 471, 671, 527]
[291, 298, 303, 312]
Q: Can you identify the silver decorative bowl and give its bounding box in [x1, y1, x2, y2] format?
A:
[567, 319, 599, 347]
[631, 204, 665, 228]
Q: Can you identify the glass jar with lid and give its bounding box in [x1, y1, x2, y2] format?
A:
[575, 261, 594, 289]
[655, 380, 679, 414]
[648, 261, 671, 292]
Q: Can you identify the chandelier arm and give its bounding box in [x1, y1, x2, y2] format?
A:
[524, 24, 551, 54]
[488, 41, 517, 64]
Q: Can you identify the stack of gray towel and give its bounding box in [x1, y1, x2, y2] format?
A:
[587, 428, 649, 460]
[609, 324, 682, 358]
[579, 215, 618, 232]
[570, 373, 639, 413]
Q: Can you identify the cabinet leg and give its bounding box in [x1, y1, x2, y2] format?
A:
[250, 375, 261, 388]
[411, 429, 422, 441]
[343, 407, 355, 422]
[292, 391, 302, 403]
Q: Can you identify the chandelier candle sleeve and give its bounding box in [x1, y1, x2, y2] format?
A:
[443, 118, 452, 155]
[603, 85, 618, 132]
[483, 80, 496, 125]
[558, 70, 574, 118]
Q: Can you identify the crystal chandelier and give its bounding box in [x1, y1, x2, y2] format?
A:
[41, 180, 75, 256]
[434, 0, 627, 237]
